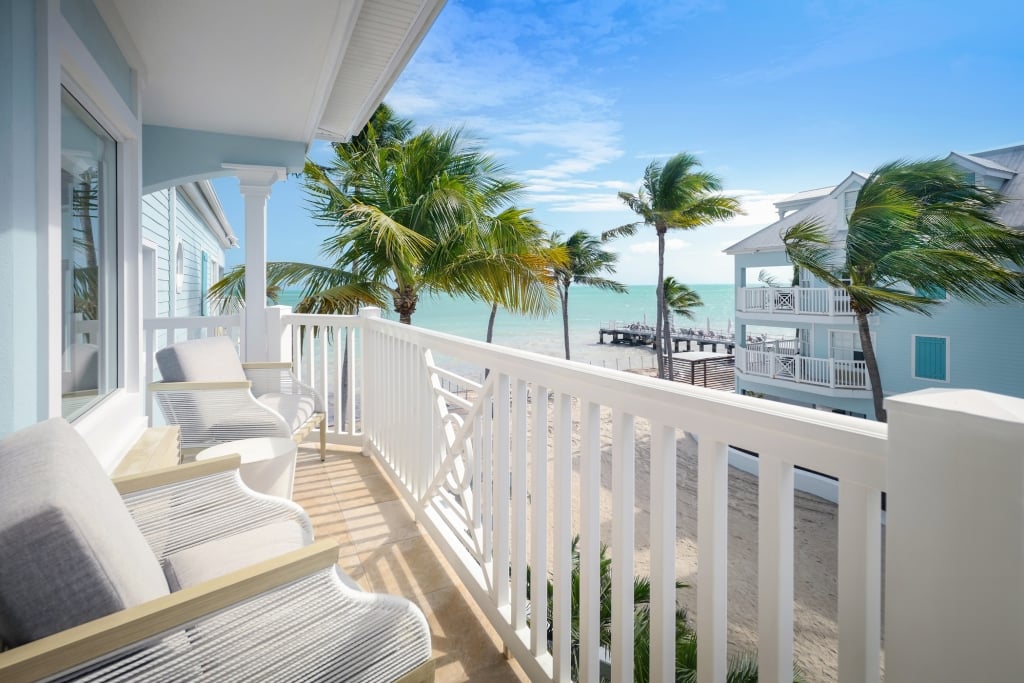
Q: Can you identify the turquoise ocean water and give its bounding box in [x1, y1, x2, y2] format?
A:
[279, 284, 735, 370]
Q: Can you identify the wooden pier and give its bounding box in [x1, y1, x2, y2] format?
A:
[598, 322, 735, 354]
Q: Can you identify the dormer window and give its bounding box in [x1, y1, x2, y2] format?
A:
[844, 190, 858, 219]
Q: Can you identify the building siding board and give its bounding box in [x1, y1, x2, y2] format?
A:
[141, 187, 226, 320]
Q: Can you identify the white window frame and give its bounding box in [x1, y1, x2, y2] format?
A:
[911, 334, 951, 383]
[175, 241, 185, 294]
[45, 6, 145, 463]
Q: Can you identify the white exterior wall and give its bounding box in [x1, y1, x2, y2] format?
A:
[141, 188, 226, 319]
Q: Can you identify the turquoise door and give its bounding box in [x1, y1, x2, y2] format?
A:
[914, 336, 947, 380]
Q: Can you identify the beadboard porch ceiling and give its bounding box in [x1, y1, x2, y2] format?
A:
[98, 0, 445, 142]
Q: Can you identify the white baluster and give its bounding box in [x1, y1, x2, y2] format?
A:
[758, 453, 794, 683]
[530, 384, 549, 656]
[611, 410, 636, 683]
[493, 374, 511, 610]
[552, 392, 573, 682]
[697, 438, 729, 683]
[649, 423, 677, 682]
[838, 480, 882, 683]
[511, 379, 528, 632]
[579, 401, 601, 683]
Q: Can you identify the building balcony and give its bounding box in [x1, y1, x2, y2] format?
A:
[136, 307, 1024, 682]
[735, 346, 871, 391]
[738, 286, 854, 318]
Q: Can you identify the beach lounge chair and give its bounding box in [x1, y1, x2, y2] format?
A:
[0, 417, 434, 682]
[151, 336, 328, 460]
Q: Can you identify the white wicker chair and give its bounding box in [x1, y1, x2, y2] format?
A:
[0, 418, 433, 683]
[151, 336, 328, 460]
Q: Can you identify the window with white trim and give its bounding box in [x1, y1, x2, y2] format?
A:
[61, 89, 119, 419]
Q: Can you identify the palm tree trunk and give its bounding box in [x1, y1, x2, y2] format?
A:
[486, 303, 498, 343]
[561, 285, 571, 360]
[394, 284, 417, 325]
[655, 229, 666, 379]
[855, 309, 886, 422]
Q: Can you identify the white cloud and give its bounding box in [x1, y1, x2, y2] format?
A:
[627, 238, 691, 255]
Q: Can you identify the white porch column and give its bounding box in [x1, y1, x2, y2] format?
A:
[224, 164, 285, 361]
[885, 388, 1024, 682]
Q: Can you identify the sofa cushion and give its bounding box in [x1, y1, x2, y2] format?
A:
[0, 418, 170, 646]
[155, 335, 247, 383]
[162, 520, 307, 591]
[257, 392, 317, 432]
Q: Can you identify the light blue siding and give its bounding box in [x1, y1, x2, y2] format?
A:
[140, 188, 226, 319]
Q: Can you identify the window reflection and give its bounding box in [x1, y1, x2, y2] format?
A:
[61, 90, 118, 419]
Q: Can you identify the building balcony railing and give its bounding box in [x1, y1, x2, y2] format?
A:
[735, 346, 870, 390]
[739, 286, 853, 316]
[141, 306, 1024, 683]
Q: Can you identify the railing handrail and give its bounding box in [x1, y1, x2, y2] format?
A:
[365, 315, 886, 488]
[143, 313, 241, 331]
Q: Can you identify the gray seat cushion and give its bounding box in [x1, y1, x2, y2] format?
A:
[155, 336, 247, 383]
[258, 392, 317, 432]
[162, 520, 307, 591]
[0, 418, 170, 646]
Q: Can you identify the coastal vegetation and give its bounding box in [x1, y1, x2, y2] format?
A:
[533, 536, 795, 682]
[659, 274, 708, 374]
[603, 153, 742, 379]
[211, 105, 559, 325]
[547, 230, 626, 360]
[782, 158, 1024, 421]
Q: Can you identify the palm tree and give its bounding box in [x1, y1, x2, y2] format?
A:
[305, 125, 532, 324]
[481, 207, 566, 344]
[659, 277, 703, 377]
[604, 154, 742, 379]
[782, 158, 1024, 422]
[548, 230, 626, 360]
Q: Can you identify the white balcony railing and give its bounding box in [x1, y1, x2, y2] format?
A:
[145, 306, 1024, 682]
[739, 286, 853, 316]
[352, 308, 890, 682]
[736, 347, 870, 390]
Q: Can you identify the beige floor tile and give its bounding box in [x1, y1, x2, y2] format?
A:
[419, 586, 513, 680]
[359, 535, 454, 597]
[331, 473, 399, 509]
[342, 499, 421, 552]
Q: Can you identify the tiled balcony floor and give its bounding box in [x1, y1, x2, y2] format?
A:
[293, 442, 529, 683]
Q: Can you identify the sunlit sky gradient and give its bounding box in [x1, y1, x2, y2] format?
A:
[215, 0, 1024, 284]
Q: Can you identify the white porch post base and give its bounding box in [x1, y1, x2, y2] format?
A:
[885, 388, 1024, 682]
[224, 164, 285, 362]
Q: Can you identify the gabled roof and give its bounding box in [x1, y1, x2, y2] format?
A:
[724, 172, 865, 254]
[962, 144, 1024, 229]
[100, 0, 445, 144]
[948, 152, 1015, 176]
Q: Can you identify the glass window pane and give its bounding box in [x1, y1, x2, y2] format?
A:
[61, 90, 118, 419]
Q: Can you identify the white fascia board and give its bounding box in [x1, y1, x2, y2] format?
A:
[338, 0, 448, 141]
[946, 152, 1016, 179]
[180, 181, 237, 249]
[300, 0, 364, 144]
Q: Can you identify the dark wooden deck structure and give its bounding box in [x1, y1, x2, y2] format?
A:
[599, 323, 735, 353]
[663, 351, 736, 391]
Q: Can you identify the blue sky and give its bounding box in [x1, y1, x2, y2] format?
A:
[215, 0, 1024, 284]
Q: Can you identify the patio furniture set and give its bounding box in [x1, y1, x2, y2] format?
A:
[0, 337, 434, 682]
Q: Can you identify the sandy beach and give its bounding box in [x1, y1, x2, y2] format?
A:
[521, 368, 858, 682]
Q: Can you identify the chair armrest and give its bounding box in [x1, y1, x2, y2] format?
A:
[241, 361, 293, 370]
[113, 454, 242, 495]
[120, 460, 313, 560]
[149, 380, 252, 391]
[0, 542, 340, 683]
[243, 366, 325, 413]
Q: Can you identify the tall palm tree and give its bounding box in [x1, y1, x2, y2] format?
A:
[604, 154, 742, 379]
[659, 274, 700, 376]
[782, 158, 1024, 422]
[306, 125, 530, 324]
[548, 230, 626, 360]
